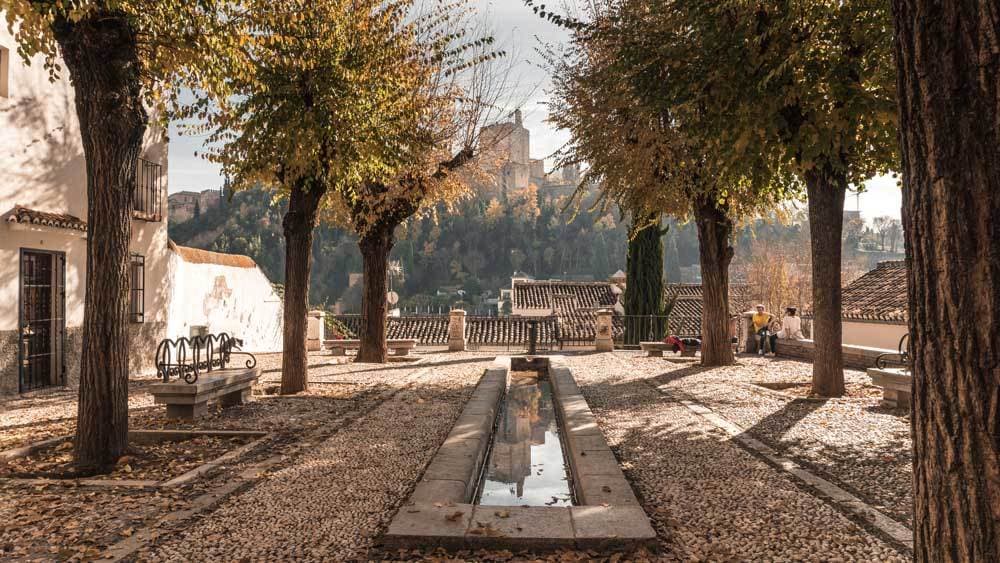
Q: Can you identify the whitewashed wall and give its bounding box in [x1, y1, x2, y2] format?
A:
[166, 249, 283, 352]
[842, 321, 908, 351]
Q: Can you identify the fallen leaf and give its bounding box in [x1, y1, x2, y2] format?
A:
[444, 511, 464, 522]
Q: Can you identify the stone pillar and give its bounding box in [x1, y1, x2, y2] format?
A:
[448, 309, 467, 352]
[307, 310, 326, 351]
[743, 312, 755, 354]
[595, 309, 614, 352]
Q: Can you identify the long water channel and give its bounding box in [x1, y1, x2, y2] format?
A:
[475, 371, 574, 507]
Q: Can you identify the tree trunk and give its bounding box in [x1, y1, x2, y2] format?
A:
[892, 1, 1000, 558]
[53, 12, 146, 472]
[805, 166, 847, 397]
[693, 195, 735, 367]
[624, 214, 664, 344]
[280, 180, 326, 394]
[357, 226, 394, 363]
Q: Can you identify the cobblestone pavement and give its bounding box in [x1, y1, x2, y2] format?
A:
[560, 352, 909, 561]
[634, 353, 913, 527]
[2, 350, 912, 561]
[143, 352, 497, 562]
[0, 351, 461, 561]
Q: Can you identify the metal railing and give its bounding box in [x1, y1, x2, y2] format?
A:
[614, 315, 672, 348]
[134, 157, 163, 221]
[155, 333, 256, 384]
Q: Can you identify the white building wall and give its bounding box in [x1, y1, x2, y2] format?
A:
[1, 16, 169, 393]
[166, 251, 283, 352]
[842, 321, 907, 351]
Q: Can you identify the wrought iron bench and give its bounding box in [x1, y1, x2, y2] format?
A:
[148, 333, 259, 419]
[869, 333, 912, 408]
[875, 333, 910, 370]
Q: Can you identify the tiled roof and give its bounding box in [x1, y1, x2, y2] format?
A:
[513, 280, 618, 310]
[467, 316, 557, 345]
[6, 205, 87, 232]
[665, 283, 753, 319]
[168, 240, 257, 268]
[841, 261, 908, 322]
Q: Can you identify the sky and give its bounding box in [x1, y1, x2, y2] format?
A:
[166, 1, 903, 222]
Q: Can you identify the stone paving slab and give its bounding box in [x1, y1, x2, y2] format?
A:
[467, 506, 575, 550]
[384, 502, 473, 550]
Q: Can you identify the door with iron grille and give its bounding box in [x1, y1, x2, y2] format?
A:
[19, 250, 66, 392]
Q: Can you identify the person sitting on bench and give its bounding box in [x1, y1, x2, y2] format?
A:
[752, 304, 775, 355]
[775, 307, 804, 341]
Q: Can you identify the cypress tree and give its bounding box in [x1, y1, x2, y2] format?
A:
[624, 213, 665, 344]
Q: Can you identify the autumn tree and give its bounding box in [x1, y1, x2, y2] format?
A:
[192, 0, 443, 391]
[544, 1, 792, 365]
[2, 0, 244, 471]
[340, 11, 511, 364]
[629, 1, 897, 394]
[892, 0, 1000, 557]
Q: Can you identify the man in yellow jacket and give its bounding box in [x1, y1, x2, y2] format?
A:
[752, 304, 775, 355]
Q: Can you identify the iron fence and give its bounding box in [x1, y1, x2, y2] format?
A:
[613, 315, 671, 348]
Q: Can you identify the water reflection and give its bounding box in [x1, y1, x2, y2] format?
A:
[477, 371, 574, 507]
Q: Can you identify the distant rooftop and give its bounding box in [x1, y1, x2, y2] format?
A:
[841, 261, 907, 323]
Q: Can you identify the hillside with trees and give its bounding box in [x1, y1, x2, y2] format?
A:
[169, 185, 642, 312]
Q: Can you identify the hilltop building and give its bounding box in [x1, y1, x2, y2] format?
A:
[168, 188, 223, 224]
[479, 110, 584, 198]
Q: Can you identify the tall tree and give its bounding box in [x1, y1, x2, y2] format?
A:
[892, 0, 1000, 558]
[672, 1, 895, 394]
[571, 0, 897, 391]
[543, 1, 791, 366]
[3, 0, 243, 471]
[342, 9, 510, 364]
[192, 0, 439, 391]
[624, 215, 665, 344]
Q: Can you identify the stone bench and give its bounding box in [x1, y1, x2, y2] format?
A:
[867, 367, 912, 408]
[148, 368, 260, 420]
[640, 341, 698, 357]
[324, 338, 418, 356]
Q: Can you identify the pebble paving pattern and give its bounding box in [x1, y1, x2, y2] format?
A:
[561, 352, 909, 562]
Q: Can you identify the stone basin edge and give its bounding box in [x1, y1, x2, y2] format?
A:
[383, 355, 656, 551]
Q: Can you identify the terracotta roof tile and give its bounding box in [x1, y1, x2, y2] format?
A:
[665, 283, 753, 320]
[168, 240, 258, 268]
[6, 205, 87, 232]
[840, 261, 908, 322]
[513, 280, 618, 310]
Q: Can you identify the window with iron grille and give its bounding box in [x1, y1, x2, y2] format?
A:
[134, 158, 163, 221]
[130, 254, 145, 323]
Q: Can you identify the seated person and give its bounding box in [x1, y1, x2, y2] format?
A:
[752, 304, 774, 355]
[776, 307, 804, 341]
[663, 335, 701, 354]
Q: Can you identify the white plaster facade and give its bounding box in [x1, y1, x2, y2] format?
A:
[0, 18, 169, 395]
[165, 244, 283, 353]
[842, 321, 908, 351]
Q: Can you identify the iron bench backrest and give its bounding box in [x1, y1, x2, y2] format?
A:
[155, 333, 257, 384]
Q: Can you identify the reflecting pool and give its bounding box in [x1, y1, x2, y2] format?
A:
[476, 371, 574, 507]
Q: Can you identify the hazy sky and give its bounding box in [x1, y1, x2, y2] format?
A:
[166, 0, 903, 221]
